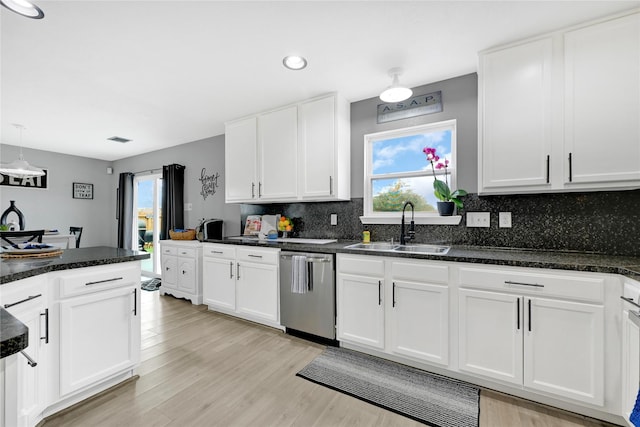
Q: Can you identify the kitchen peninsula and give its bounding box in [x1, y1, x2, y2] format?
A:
[0, 247, 148, 427]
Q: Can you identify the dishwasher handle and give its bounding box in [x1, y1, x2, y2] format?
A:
[280, 254, 332, 263]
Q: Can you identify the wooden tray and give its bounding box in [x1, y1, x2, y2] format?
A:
[1, 249, 64, 259]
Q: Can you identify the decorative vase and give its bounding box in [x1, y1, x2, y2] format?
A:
[1, 200, 25, 230]
[437, 201, 455, 216]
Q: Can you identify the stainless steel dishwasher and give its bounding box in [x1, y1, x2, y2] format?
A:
[279, 252, 335, 340]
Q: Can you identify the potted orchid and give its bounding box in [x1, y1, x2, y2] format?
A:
[423, 147, 467, 215]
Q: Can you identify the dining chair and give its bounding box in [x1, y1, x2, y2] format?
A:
[0, 230, 45, 247]
[69, 226, 83, 248]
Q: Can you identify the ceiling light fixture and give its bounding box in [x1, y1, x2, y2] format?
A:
[0, 124, 45, 178]
[283, 55, 308, 70]
[379, 67, 413, 103]
[1, 0, 44, 19]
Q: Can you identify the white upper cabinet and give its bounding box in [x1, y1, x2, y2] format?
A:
[564, 13, 640, 186]
[479, 37, 554, 190]
[225, 93, 350, 203]
[225, 117, 258, 202]
[258, 106, 298, 201]
[299, 94, 351, 201]
[479, 11, 640, 194]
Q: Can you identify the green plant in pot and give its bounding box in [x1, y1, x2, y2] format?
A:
[423, 147, 467, 215]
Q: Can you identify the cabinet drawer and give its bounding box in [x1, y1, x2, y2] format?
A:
[338, 255, 385, 277]
[237, 247, 279, 265]
[391, 260, 449, 284]
[459, 266, 604, 302]
[1, 276, 46, 312]
[58, 263, 139, 298]
[161, 246, 177, 256]
[203, 244, 236, 260]
[176, 247, 197, 258]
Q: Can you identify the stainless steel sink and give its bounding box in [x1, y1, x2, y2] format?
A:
[393, 244, 450, 255]
[345, 242, 399, 251]
[344, 242, 450, 255]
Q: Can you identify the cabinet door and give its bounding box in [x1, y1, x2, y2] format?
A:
[389, 280, 448, 366]
[225, 117, 258, 202]
[524, 297, 604, 406]
[203, 257, 236, 311]
[177, 257, 196, 293]
[59, 286, 140, 396]
[299, 95, 336, 199]
[480, 38, 553, 191]
[161, 255, 178, 290]
[622, 309, 640, 420]
[258, 106, 298, 201]
[236, 262, 278, 323]
[336, 273, 384, 350]
[564, 14, 640, 185]
[458, 289, 523, 385]
[5, 301, 48, 427]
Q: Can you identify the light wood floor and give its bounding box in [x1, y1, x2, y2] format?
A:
[43, 291, 619, 427]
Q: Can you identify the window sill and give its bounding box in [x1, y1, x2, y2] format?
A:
[359, 215, 462, 225]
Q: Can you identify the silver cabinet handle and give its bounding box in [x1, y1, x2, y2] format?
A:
[546, 155, 550, 184]
[210, 250, 224, 254]
[247, 254, 262, 259]
[621, 296, 640, 309]
[329, 176, 333, 195]
[20, 350, 37, 367]
[505, 280, 544, 288]
[86, 277, 123, 286]
[378, 280, 382, 306]
[4, 293, 42, 309]
[528, 299, 532, 332]
[229, 261, 234, 279]
[251, 182, 255, 198]
[516, 297, 521, 330]
[133, 288, 137, 316]
[392, 282, 396, 307]
[41, 308, 49, 343]
[237, 262, 240, 279]
[568, 152, 573, 182]
[180, 251, 188, 255]
[258, 182, 262, 198]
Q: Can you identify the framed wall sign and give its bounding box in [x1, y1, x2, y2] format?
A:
[73, 182, 93, 199]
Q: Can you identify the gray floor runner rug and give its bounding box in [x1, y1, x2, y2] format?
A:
[297, 346, 480, 427]
[141, 278, 161, 291]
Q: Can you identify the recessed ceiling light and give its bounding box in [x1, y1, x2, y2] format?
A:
[1, 0, 44, 19]
[283, 55, 308, 70]
[108, 136, 132, 143]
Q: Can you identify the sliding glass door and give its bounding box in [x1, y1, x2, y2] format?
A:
[134, 173, 163, 276]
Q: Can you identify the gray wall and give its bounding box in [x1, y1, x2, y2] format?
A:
[110, 135, 240, 246]
[0, 144, 114, 247]
[350, 73, 478, 197]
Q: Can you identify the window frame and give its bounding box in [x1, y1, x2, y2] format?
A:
[361, 119, 462, 225]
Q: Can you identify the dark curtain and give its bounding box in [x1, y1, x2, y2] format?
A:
[117, 172, 135, 249]
[160, 164, 185, 240]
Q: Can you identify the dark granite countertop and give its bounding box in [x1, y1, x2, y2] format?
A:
[205, 238, 640, 281]
[1, 246, 150, 285]
[0, 307, 28, 359]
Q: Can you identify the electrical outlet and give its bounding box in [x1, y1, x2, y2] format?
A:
[466, 212, 490, 228]
[184, 203, 193, 211]
[330, 213, 338, 226]
[499, 212, 512, 228]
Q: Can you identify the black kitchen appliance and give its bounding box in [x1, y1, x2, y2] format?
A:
[197, 219, 223, 241]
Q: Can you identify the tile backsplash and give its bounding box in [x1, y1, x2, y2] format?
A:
[240, 189, 640, 256]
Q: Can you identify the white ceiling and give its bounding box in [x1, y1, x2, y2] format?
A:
[1, 0, 638, 161]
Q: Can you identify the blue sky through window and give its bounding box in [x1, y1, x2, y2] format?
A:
[372, 130, 452, 175]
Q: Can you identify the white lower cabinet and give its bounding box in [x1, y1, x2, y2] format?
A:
[160, 240, 203, 305]
[458, 266, 605, 406]
[622, 279, 640, 422]
[337, 255, 449, 366]
[53, 262, 141, 401]
[1, 276, 49, 427]
[203, 243, 280, 328]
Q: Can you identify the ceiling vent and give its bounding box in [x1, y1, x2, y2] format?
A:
[107, 136, 131, 143]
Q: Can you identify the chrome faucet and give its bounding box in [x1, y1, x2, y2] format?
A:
[400, 201, 415, 245]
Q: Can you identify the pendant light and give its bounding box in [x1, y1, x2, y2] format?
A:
[0, 124, 45, 178]
[379, 67, 413, 103]
[1, 0, 44, 19]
